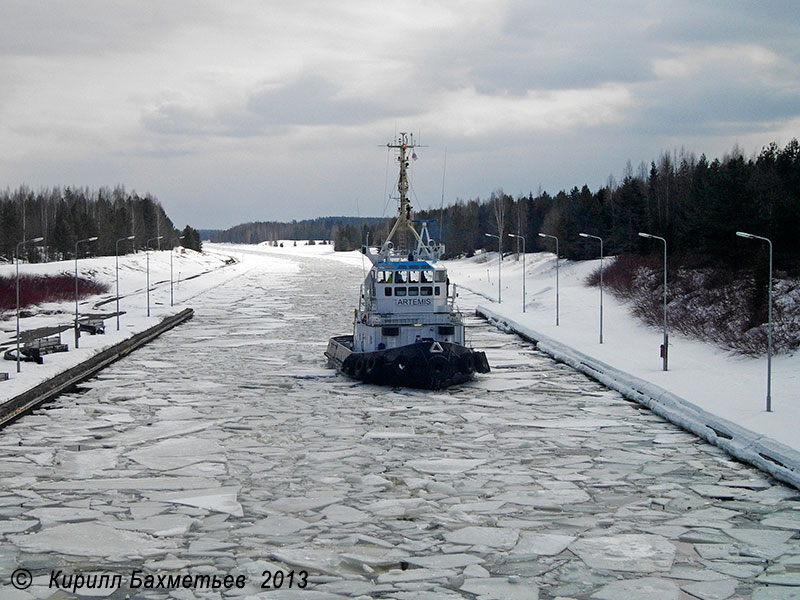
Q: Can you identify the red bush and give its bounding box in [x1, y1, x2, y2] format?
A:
[587, 255, 799, 355]
[0, 274, 109, 312]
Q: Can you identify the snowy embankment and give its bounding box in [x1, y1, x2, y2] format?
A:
[244, 241, 800, 461]
[0, 247, 248, 403]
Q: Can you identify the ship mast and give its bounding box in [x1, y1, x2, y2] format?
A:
[382, 132, 424, 253]
[361, 132, 443, 265]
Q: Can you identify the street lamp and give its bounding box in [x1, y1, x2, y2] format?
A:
[116, 235, 136, 331]
[15, 236, 44, 372]
[508, 233, 526, 312]
[75, 236, 99, 348]
[736, 231, 773, 412]
[146, 236, 164, 317]
[170, 235, 185, 307]
[538, 233, 559, 325]
[484, 233, 502, 303]
[639, 232, 668, 370]
[579, 233, 604, 343]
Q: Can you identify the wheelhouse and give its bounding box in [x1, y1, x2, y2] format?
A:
[353, 257, 463, 353]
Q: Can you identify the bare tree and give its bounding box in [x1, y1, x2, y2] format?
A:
[491, 189, 505, 260]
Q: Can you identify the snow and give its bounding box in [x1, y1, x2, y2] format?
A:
[126, 436, 225, 470]
[9, 522, 176, 559]
[494, 487, 592, 508]
[150, 486, 244, 517]
[407, 458, 487, 474]
[509, 532, 576, 558]
[568, 534, 677, 572]
[443, 526, 520, 550]
[238, 515, 313, 536]
[406, 554, 485, 569]
[591, 577, 680, 600]
[459, 576, 540, 599]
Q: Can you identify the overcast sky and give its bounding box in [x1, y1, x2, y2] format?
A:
[2, 1, 798, 229]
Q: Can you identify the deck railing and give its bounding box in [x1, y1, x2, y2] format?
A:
[365, 311, 463, 327]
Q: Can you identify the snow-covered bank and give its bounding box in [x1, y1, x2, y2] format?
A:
[239, 240, 800, 456]
[0, 247, 248, 402]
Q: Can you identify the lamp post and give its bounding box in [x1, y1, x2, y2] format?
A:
[639, 232, 668, 370]
[508, 233, 526, 312]
[538, 233, 559, 325]
[579, 233, 604, 343]
[170, 235, 185, 307]
[736, 231, 773, 412]
[146, 236, 163, 317]
[116, 235, 136, 331]
[15, 236, 44, 372]
[484, 233, 502, 303]
[75, 236, 99, 348]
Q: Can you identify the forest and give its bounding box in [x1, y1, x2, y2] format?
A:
[328, 140, 799, 273]
[0, 185, 202, 261]
[208, 216, 386, 245]
[424, 140, 798, 269]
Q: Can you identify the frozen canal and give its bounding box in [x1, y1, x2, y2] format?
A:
[1, 252, 799, 600]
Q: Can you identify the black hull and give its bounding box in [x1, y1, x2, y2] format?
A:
[326, 335, 490, 390]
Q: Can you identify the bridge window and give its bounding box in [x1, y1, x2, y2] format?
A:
[421, 271, 433, 283]
[395, 287, 407, 296]
[396, 270, 407, 283]
[409, 271, 420, 283]
[434, 286, 441, 296]
[408, 287, 419, 296]
[420, 286, 432, 296]
[384, 287, 392, 296]
[434, 271, 446, 282]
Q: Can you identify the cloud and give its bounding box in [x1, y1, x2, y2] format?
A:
[634, 42, 800, 135]
[246, 75, 410, 127]
[421, 84, 634, 139]
[141, 74, 414, 140]
[141, 103, 251, 138]
[2, 1, 800, 228]
[0, 1, 223, 57]
[649, 2, 800, 48]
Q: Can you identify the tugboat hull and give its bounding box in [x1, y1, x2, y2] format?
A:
[326, 335, 490, 390]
